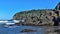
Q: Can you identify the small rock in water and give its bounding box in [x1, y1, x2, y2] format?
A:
[54, 29, 60, 32]
[20, 29, 37, 32]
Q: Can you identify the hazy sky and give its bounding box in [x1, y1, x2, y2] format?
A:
[0, 0, 60, 20]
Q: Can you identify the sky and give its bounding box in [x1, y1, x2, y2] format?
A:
[0, 0, 60, 20]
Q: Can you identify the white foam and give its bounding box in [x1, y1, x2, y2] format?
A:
[5, 23, 15, 25]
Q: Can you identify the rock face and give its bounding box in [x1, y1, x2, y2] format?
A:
[13, 2, 60, 26]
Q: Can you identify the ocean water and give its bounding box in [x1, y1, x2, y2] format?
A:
[0, 22, 59, 34]
[0, 23, 47, 34]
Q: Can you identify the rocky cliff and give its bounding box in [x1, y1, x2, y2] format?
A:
[13, 9, 58, 26]
[13, 2, 60, 26]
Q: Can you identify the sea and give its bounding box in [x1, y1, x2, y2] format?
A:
[0, 21, 59, 34]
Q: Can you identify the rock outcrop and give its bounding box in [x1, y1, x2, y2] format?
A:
[13, 2, 60, 26]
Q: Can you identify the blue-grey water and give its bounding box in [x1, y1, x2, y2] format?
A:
[0, 22, 59, 34]
[0, 23, 47, 34]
